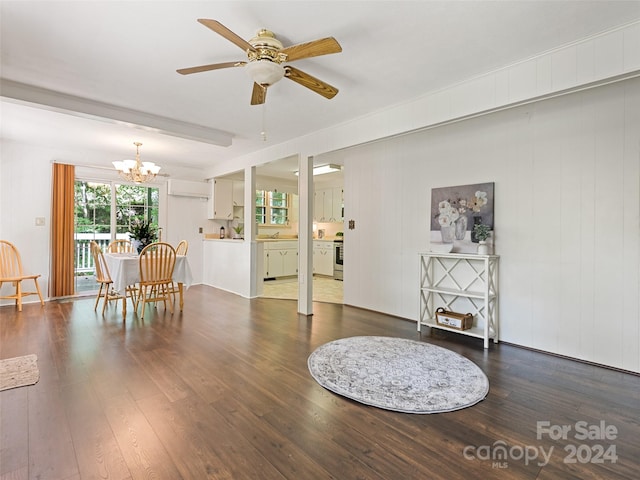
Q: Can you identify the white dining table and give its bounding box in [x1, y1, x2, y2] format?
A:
[104, 252, 193, 311]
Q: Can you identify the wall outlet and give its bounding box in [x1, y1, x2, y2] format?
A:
[35, 217, 46, 226]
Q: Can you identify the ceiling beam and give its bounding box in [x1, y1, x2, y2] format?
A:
[0, 78, 233, 147]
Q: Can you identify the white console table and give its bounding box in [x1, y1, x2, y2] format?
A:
[419, 252, 499, 348]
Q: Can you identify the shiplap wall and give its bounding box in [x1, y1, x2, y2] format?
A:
[343, 78, 640, 372]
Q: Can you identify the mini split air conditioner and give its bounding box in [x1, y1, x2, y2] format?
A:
[167, 179, 210, 198]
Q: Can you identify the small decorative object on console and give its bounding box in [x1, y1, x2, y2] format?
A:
[472, 223, 492, 255]
[435, 307, 473, 330]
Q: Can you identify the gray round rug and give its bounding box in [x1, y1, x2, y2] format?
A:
[308, 336, 489, 414]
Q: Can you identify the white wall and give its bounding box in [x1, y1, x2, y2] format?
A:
[344, 78, 640, 372]
[164, 193, 207, 285]
[0, 142, 54, 300]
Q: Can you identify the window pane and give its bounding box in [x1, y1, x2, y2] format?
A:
[270, 192, 287, 207]
[256, 206, 266, 224]
[256, 190, 289, 226]
[75, 181, 111, 233]
[115, 184, 159, 234]
[271, 208, 288, 224]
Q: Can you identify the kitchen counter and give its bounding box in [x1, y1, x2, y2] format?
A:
[256, 238, 296, 242]
[204, 237, 244, 242]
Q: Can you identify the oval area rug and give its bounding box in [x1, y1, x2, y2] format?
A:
[308, 336, 489, 414]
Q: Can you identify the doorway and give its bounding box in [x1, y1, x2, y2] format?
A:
[73, 180, 159, 294]
[256, 156, 344, 304]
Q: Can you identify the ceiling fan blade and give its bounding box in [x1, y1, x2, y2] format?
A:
[177, 61, 246, 75]
[197, 19, 256, 52]
[251, 83, 267, 105]
[280, 37, 342, 62]
[285, 66, 338, 99]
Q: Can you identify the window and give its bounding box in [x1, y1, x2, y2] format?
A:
[74, 180, 159, 293]
[114, 184, 159, 234]
[75, 182, 159, 236]
[256, 190, 290, 226]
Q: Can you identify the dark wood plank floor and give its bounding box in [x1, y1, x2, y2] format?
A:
[1, 285, 639, 480]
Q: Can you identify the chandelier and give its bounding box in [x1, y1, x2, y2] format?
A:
[112, 142, 160, 184]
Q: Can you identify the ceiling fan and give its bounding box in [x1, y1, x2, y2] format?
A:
[177, 19, 342, 105]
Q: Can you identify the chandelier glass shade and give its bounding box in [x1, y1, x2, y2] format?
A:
[112, 142, 160, 184]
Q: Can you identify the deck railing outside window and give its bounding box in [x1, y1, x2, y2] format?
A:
[75, 233, 129, 273]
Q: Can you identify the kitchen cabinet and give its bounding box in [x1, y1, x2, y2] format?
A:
[208, 178, 234, 220]
[314, 187, 343, 222]
[419, 252, 499, 349]
[332, 187, 343, 222]
[313, 189, 325, 222]
[232, 180, 244, 207]
[263, 241, 298, 279]
[289, 194, 299, 223]
[313, 240, 334, 276]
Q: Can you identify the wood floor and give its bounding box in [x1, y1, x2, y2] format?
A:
[1, 285, 638, 480]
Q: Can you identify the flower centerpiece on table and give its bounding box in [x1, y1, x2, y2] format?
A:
[128, 219, 158, 253]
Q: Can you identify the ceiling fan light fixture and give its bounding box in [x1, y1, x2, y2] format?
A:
[245, 60, 285, 86]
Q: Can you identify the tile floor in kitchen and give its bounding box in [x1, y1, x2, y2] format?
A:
[261, 276, 343, 303]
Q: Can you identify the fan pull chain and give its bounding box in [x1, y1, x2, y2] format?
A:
[261, 103, 267, 141]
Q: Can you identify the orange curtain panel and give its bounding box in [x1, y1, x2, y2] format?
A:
[50, 162, 75, 297]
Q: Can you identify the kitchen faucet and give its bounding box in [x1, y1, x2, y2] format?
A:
[269, 232, 280, 239]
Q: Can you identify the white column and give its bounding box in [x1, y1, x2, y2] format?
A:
[297, 155, 313, 315]
[244, 166, 261, 298]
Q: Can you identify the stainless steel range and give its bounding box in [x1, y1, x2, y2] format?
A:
[333, 239, 343, 281]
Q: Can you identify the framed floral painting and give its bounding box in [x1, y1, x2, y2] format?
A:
[430, 182, 494, 253]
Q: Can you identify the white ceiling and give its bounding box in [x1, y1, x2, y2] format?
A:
[2, 1, 639, 180]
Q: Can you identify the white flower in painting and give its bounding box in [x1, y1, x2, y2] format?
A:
[438, 201, 459, 226]
[472, 191, 488, 212]
[439, 201, 452, 214]
[438, 215, 452, 227]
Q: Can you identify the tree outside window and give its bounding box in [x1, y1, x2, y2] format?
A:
[75, 181, 159, 236]
[256, 190, 289, 226]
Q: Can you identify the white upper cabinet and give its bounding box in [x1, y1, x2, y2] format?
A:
[232, 181, 244, 207]
[332, 187, 344, 222]
[208, 178, 234, 220]
[314, 186, 343, 223]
